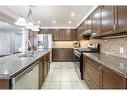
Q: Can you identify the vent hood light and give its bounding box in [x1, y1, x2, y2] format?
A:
[80, 29, 92, 36]
[15, 17, 26, 26]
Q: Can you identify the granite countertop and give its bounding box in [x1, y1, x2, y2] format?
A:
[0, 49, 51, 79]
[83, 53, 127, 78]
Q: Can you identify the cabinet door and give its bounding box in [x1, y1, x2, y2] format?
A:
[101, 6, 115, 33]
[52, 30, 60, 41]
[39, 60, 44, 89]
[102, 66, 126, 89]
[65, 48, 73, 61]
[92, 8, 101, 34]
[52, 48, 73, 61]
[52, 48, 65, 61]
[117, 6, 127, 31]
[87, 17, 92, 30]
[84, 57, 102, 88]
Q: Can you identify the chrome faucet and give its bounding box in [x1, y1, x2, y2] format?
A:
[26, 40, 32, 51]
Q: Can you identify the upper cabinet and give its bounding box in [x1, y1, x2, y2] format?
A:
[80, 6, 127, 38]
[92, 7, 101, 34]
[117, 6, 127, 32]
[39, 29, 77, 41]
[101, 6, 115, 33]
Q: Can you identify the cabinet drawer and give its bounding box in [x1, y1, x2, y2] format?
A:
[85, 61, 100, 87]
[85, 57, 100, 70]
[84, 72, 99, 89]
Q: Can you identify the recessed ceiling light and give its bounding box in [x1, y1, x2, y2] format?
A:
[53, 20, 56, 24]
[68, 20, 72, 24]
[37, 21, 41, 24]
[71, 12, 75, 17]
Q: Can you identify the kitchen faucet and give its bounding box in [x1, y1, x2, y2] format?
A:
[25, 40, 33, 52]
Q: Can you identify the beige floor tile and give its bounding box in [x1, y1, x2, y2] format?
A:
[61, 82, 72, 89]
[62, 71, 70, 76]
[41, 62, 88, 89]
[52, 71, 61, 76]
[51, 76, 61, 81]
[70, 75, 81, 82]
[48, 82, 61, 89]
[61, 76, 71, 81]
[71, 82, 84, 89]
[69, 71, 77, 76]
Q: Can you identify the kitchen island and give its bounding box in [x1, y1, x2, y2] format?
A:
[0, 49, 51, 89]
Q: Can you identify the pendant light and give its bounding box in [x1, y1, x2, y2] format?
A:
[25, 5, 34, 29]
[15, 5, 40, 31]
[15, 17, 26, 26]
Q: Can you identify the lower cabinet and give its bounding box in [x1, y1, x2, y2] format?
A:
[52, 48, 74, 61]
[84, 56, 102, 89]
[39, 52, 50, 89]
[83, 56, 126, 89]
[102, 66, 126, 89]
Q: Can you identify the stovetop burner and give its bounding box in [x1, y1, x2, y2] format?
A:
[75, 48, 98, 53]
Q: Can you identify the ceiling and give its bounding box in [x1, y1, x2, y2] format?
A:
[0, 6, 97, 30]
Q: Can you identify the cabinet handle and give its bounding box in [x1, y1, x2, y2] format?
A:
[99, 66, 102, 71]
[99, 66, 102, 77]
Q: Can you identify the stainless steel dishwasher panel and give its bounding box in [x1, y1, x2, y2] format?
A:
[11, 61, 39, 89]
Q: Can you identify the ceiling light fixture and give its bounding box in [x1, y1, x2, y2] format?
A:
[53, 20, 56, 24]
[15, 17, 26, 26]
[68, 20, 72, 24]
[15, 5, 40, 32]
[71, 12, 75, 17]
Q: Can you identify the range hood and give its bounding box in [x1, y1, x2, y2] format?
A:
[80, 29, 92, 37]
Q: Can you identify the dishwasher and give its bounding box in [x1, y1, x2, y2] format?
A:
[11, 61, 39, 89]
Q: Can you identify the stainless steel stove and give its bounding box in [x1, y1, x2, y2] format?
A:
[73, 43, 100, 80]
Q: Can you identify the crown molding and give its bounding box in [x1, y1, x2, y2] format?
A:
[40, 26, 76, 29]
[75, 6, 98, 28]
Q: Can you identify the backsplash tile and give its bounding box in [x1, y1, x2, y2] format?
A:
[88, 37, 127, 59]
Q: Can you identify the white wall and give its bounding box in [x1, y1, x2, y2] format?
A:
[0, 31, 22, 55]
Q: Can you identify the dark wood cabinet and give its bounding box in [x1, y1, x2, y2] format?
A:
[84, 56, 102, 89]
[86, 17, 92, 30]
[52, 48, 73, 61]
[38, 52, 50, 89]
[117, 6, 127, 32]
[80, 6, 127, 38]
[83, 55, 126, 89]
[92, 7, 101, 34]
[102, 66, 126, 89]
[0, 79, 11, 89]
[101, 6, 115, 33]
[39, 29, 77, 41]
[39, 58, 44, 89]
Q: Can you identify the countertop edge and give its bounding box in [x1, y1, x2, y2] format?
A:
[83, 53, 127, 78]
[0, 49, 51, 79]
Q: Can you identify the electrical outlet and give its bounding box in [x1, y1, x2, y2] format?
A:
[119, 47, 124, 54]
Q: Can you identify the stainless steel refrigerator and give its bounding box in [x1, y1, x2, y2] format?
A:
[37, 34, 53, 62]
[37, 34, 53, 49]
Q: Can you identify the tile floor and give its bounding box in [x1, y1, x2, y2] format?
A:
[41, 62, 89, 89]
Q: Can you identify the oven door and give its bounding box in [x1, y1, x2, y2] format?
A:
[73, 50, 81, 78]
